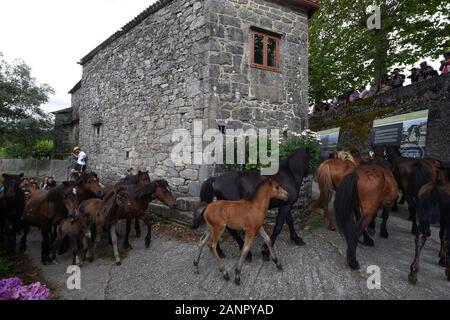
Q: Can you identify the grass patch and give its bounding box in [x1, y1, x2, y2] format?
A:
[304, 214, 323, 232]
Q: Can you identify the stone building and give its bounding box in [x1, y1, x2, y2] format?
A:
[62, 0, 319, 196]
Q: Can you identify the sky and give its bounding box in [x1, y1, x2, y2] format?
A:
[0, 0, 157, 113]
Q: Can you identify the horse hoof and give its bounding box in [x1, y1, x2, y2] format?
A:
[218, 251, 226, 259]
[446, 270, 450, 281]
[348, 260, 360, 270]
[291, 237, 306, 246]
[411, 228, 418, 235]
[223, 273, 230, 281]
[327, 225, 336, 231]
[408, 273, 417, 285]
[124, 244, 132, 250]
[261, 250, 270, 261]
[439, 258, 446, 268]
[246, 252, 252, 263]
[276, 263, 283, 271]
[426, 229, 431, 237]
[380, 231, 389, 239]
[234, 277, 240, 286]
[363, 238, 375, 247]
[135, 231, 141, 238]
[368, 228, 376, 237]
[88, 257, 94, 263]
[116, 261, 122, 266]
[145, 240, 151, 248]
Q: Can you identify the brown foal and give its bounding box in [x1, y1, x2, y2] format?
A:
[194, 178, 289, 285]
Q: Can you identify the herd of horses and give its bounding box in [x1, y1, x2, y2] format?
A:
[314, 146, 450, 283]
[0, 146, 449, 287]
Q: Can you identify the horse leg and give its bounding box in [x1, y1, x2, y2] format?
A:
[234, 230, 255, 286]
[208, 226, 229, 281]
[262, 205, 289, 261]
[193, 230, 211, 274]
[0, 219, 4, 243]
[123, 218, 132, 250]
[258, 227, 282, 270]
[406, 194, 418, 234]
[216, 242, 226, 259]
[86, 224, 102, 263]
[143, 216, 152, 248]
[57, 235, 71, 255]
[286, 210, 306, 245]
[439, 220, 446, 267]
[50, 226, 64, 263]
[226, 227, 252, 262]
[135, 218, 141, 238]
[72, 237, 82, 266]
[367, 216, 376, 237]
[408, 230, 428, 284]
[380, 208, 390, 239]
[110, 224, 121, 266]
[6, 220, 17, 255]
[41, 228, 52, 265]
[355, 210, 374, 247]
[19, 223, 29, 252]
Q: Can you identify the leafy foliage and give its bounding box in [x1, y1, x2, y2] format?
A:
[309, 0, 450, 104]
[0, 53, 54, 158]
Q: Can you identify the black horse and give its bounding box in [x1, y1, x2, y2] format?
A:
[408, 166, 450, 284]
[0, 173, 27, 254]
[196, 148, 310, 260]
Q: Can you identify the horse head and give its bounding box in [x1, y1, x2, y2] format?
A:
[153, 180, 177, 209]
[76, 172, 104, 198]
[113, 185, 136, 213]
[2, 173, 24, 198]
[136, 170, 151, 186]
[267, 178, 289, 201]
[61, 181, 80, 219]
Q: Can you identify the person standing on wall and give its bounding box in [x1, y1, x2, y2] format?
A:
[72, 146, 87, 173]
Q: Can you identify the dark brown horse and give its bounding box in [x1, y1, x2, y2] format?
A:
[80, 185, 137, 265]
[116, 180, 177, 250]
[114, 170, 151, 237]
[334, 164, 399, 270]
[0, 173, 27, 254]
[408, 167, 450, 284]
[23, 172, 105, 264]
[386, 146, 443, 234]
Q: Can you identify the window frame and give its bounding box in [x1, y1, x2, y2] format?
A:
[250, 28, 281, 73]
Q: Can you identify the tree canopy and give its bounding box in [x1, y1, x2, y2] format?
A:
[309, 0, 450, 104]
[0, 53, 55, 158]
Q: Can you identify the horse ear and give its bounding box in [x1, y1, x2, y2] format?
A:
[19, 173, 24, 178]
[62, 181, 71, 187]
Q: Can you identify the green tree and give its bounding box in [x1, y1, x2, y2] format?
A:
[309, 0, 450, 104]
[0, 53, 54, 137]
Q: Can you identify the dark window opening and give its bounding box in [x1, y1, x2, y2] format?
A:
[218, 124, 226, 134]
[250, 28, 281, 72]
[126, 151, 130, 159]
[93, 123, 102, 137]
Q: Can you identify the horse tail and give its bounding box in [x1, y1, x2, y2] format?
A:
[200, 177, 215, 203]
[313, 163, 334, 210]
[334, 172, 359, 247]
[410, 162, 431, 198]
[192, 207, 206, 229]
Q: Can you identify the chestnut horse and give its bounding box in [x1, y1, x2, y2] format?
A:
[334, 164, 398, 270]
[116, 180, 177, 250]
[314, 151, 358, 230]
[0, 173, 27, 254]
[80, 185, 137, 266]
[408, 167, 450, 284]
[194, 178, 288, 285]
[23, 172, 104, 264]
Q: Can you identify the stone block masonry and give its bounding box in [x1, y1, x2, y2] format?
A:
[72, 0, 313, 198]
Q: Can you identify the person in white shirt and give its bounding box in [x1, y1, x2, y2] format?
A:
[73, 146, 87, 173]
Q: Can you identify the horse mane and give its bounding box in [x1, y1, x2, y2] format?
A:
[154, 179, 170, 190]
[76, 171, 98, 185]
[244, 177, 272, 200]
[286, 148, 310, 186]
[336, 151, 356, 164]
[47, 182, 76, 202]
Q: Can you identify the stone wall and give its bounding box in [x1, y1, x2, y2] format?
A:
[207, 0, 309, 134]
[78, 0, 210, 194]
[310, 73, 450, 160]
[53, 108, 77, 159]
[0, 159, 70, 181]
[76, 0, 311, 196]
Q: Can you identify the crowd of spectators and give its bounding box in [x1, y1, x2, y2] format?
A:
[314, 51, 450, 114]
